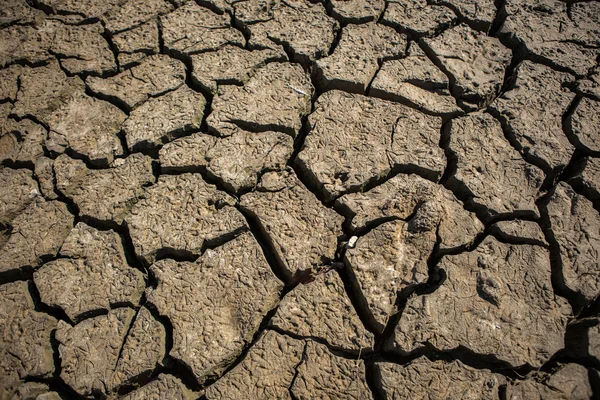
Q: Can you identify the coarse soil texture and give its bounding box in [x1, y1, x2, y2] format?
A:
[1, 0, 600, 399]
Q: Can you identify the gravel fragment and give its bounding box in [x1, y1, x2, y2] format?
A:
[86, 54, 186, 111]
[489, 61, 576, 171]
[377, 357, 505, 399]
[147, 232, 283, 383]
[207, 62, 313, 137]
[0, 199, 73, 276]
[421, 24, 511, 110]
[160, 128, 293, 193]
[127, 173, 246, 264]
[296, 90, 445, 201]
[370, 44, 461, 115]
[56, 308, 135, 396]
[382, 0, 456, 37]
[54, 153, 155, 224]
[240, 170, 343, 282]
[388, 236, 571, 367]
[446, 113, 544, 218]
[0, 282, 57, 400]
[123, 85, 206, 152]
[547, 182, 600, 305]
[315, 23, 406, 94]
[34, 222, 145, 322]
[161, 2, 244, 57]
[204, 330, 304, 400]
[271, 269, 374, 351]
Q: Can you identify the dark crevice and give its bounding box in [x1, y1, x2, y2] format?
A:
[27, 280, 73, 325]
[364, 358, 385, 400]
[562, 95, 600, 157]
[287, 341, 307, 400]
[84, 84, 131, 115]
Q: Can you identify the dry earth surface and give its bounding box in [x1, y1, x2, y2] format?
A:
[0, 0, 599, 399]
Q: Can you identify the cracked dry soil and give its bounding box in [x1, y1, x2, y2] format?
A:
[0, 0, 599, 399]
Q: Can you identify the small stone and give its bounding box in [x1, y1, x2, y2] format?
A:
[377, 357, 505, 399]
[567, 96, 600, 154]
[421, 24, 511, 110]
[0, 199, 74, 276]
[54, 153, 155, 224]
[34, 222, 145, 322]
[147, 232, 283, 383]
[388, 236, 571, 368]
[547, 182, 600, 305]
[190, 45, 286, 95]
[240, 170, 343, 282]
[207, 62, 313, 138]
[344, 219, 434, 330]
[127, 173, 246, 264]
[383, 0, 456, 36]
[204, 330, 304, 399]
[271, 269, 374, 351]
[121, 374, 196, 400]
[160, 2, 244, 57]
[123, 85, 206, 152]
[86, 54, 186, 111]
[489, 61, 576, 171]
[0, 282, 57, 400]
[506, 364, 592, 399]
[160, 128, 293, 194]
[297, 90, 445, 201]
[446, 112, 544, 218]
[370, 44, 461, 115]
[56, 308, 136, 396]
[315, 22, 406, 94]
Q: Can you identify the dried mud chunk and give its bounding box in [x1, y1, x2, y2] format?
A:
[56, 308, 135, 396]
[54, 153, 155, 224]
[240, 170, 343, 282]
[207, 62, 312, 138]
[34, 222, 144, 322]
[377, 357, 504, 399]
[272, 270, 374, 351]
[0, 168, 38, 225]
[336, 173, 483, 250]
[0, 65, 21, 102]
[499, 0, 600, 77]
[121, 374, 196, 400]
[37, 0, 127, 19]
[291, 341, 372, 400]
[370, 44, 460, 115]
[431, 0, 496, 31]
[0, 24, 53, 67]
[12, 61, 86, 123]
[246, 0, 337, 62]
[205, 330, 304, 399]
[389, 236, 571, 367]
[160, 128, 293, 193]
[422, 24, 511, 110]
[45, 93, 126, 166]
[382, 0, 456, 36]
[50, 22, 116, 76]
[447, 113, 544, 218]
[576, 70, 600, 100]
[344, 219, 434, 330]
[567, 96, 600, 154]
[547, 183, 600, 305]
[190, 45, 285, 94]
[113, 20, 159, 69]
[147, 232, 283, 383]
[161, 2, 244, 56]
[112, 307, 166, 389]
[315, 23, 406, 94]
[490, 220, 546, 245]
[328, 0, 385, 23]
[506, 364, 592, 400]
[86, 54, 185, 111]
[0, 199, 74, 275]
[123, 85, 206, 152]
[296, 91, 445, 201]
[0, 119, 47, 166]
[127, 173, 245, 264]
[570, 157, 600, 202]
[0, 0, 44, 27]
[489, 61, 575, 171]
[0, 282, 57, 400]
[11, 382, 54, 400]
[103, 0, 173, 34]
